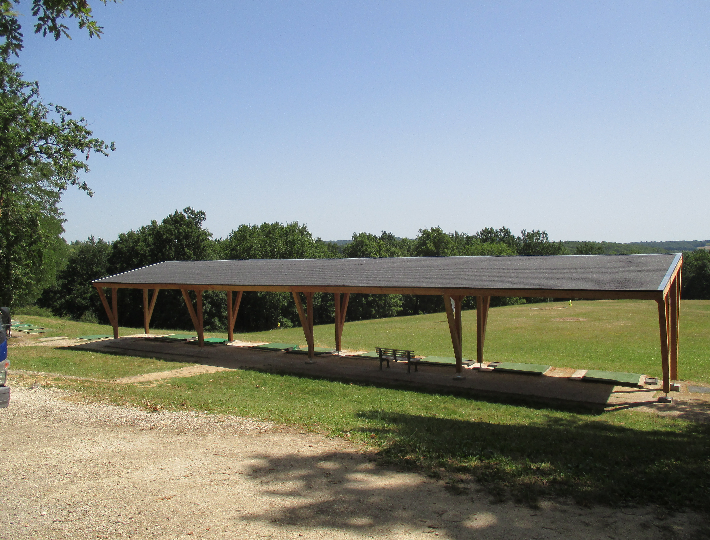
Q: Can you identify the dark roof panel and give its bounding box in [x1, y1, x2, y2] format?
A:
[93, 254, 680, 293]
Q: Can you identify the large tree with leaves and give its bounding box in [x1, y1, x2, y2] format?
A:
[0, 1, 115, 306]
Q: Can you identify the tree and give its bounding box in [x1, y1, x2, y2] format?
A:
[517, 229, 566, 256]
[682, 250, 710, 300]
[574, 241, 605, 255]
[0, 173, 66, 306]
[38, 237, 111, 321]
[1, 1, 112, 58]
[0, 1, 115, 307]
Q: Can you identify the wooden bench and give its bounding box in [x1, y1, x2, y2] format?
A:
[376, 347, 419, 372]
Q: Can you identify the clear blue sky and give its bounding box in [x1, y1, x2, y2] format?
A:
[16, 0, 710, 243]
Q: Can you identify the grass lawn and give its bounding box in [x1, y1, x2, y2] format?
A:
[9, 300, 710, 512]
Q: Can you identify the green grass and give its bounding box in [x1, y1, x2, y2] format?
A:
[9, 301, 710, 512]
[231, 299, 710, 383]
[10, 347, 194, 379]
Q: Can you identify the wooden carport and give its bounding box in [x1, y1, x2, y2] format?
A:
[93, 254, 682, 393]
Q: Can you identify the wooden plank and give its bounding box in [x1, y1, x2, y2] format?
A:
[657, 296, 671, 394]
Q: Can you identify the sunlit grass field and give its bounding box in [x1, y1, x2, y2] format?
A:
[9, 300, 710, 512]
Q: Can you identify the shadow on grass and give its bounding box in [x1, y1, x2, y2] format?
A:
[240, 450, 706, 539]
[355, 410, 710, 513]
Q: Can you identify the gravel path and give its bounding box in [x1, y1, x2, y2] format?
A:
[0, 386, 703, 539]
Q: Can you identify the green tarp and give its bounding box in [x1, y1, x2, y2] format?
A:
[493, 362, 551, 375]
[583, 370, 643, 387]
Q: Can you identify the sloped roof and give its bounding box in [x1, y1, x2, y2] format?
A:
[93, 254, 681, 298]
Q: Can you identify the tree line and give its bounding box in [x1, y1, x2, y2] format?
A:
[31, 207, 565, 331]
[21, 207, 707, 333]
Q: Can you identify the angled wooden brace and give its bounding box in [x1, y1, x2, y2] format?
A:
[334, 292, 350, 353]
[444, 294, 465, 373]
[292, 291, 315, 359]
[142, 288, 160, 334]
[181, 289, 204, 347]
[95, 285, 119, 339]
[476, 295, 491, 364]
[227, 291, 243, 342]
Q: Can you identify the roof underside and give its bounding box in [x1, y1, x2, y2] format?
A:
[93, 254, 681, 297]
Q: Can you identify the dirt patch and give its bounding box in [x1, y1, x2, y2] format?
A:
[114, 364, 231, 384]
[1, 385, 705, 540]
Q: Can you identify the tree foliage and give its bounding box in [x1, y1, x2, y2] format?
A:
[1, 0, 112, 58]
[0, 173, 66, 306]
[0, 1, 114, 307]
[38, 237, 110, 321]
[682, 250, 710, 300]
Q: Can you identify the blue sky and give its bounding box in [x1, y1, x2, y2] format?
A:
[15, 0, 710, 243]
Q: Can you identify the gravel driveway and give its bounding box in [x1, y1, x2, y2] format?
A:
[0, 385, 703, 540]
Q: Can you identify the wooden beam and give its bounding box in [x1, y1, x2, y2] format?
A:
[334, 292, 350, 352]
[110, 287, 118, 339]
[657, 296, 671, 394]
[476, 295, 491, 364]
[181, 289, 204, 347]
[93, 282, 662, 301]
[669, 273, 679, 381]
[95, 285, 119, 339]
[292, 292, 315, 359]
[142, 288, 159, 334]
[195, 290, 204, 347]
[226, 291, 243, 342]
[444, 294, 464, 373]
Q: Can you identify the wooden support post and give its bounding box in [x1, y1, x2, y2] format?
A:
[293, 292, 315, 359]
[444, 294, 464, 373]
[95, 286, 119, 339]
[111, 287, 118, 339]
[334, 292, 350, 352]
[476, 295, 490, 364]
[669, 273, 680, 381]
[657, 295, 671, 394]
[226, 291, 243, 342]
[181, 289, 205, 347]
[142, 288, 159, 334]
